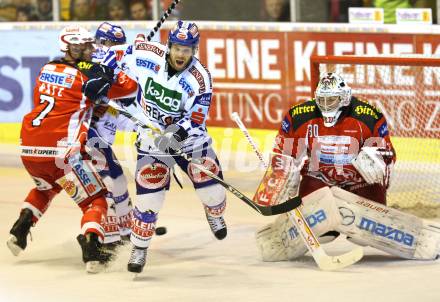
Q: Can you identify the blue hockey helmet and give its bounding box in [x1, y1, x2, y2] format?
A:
[95, 22, 126, 44]
[168, 20, 200, 47]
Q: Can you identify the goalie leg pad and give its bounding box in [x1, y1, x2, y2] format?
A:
[256, 187, 342, 261]
[332, 187, 440, 260]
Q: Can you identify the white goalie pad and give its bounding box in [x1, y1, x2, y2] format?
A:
[255, 187, 342, 261]
[332, 187, 440, 260]
[352, 147, 387, 185]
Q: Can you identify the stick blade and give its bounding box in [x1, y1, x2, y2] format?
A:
[316, 246, 364, 271]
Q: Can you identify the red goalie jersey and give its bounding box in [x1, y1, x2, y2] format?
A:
[272, 97, 396, 205]
[20, 60, 136, 161]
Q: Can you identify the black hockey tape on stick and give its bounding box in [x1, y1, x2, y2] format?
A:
[146, 0, 182, 42]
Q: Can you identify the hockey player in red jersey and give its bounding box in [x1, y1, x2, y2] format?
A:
[273, 72, 396, 204]
[254, 73, 411, 262]
[6, 25, 132, 273]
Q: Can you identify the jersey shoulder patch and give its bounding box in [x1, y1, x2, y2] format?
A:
[289, 100, 319, 131]
[135, 41, 166, 57]
[188, 58, 212, 94]
[349, 97, 384, 133]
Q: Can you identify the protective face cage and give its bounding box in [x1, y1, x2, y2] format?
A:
[314, 72, 352, 127]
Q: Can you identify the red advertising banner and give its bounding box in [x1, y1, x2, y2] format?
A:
[162, 29, 440, 137]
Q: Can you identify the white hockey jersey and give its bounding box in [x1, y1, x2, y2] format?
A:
[106, 41, 213, 153]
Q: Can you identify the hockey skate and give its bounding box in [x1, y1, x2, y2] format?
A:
[77, 233, 112, 273]
[205, 211, 227, 240]
[7, 208, 34, 256]
[127, 246, 147, 273]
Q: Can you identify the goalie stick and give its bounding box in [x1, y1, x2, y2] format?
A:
[231, 112, 364, 271]
[106, 100, 301, 216]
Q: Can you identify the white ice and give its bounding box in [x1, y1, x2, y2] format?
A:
[0, 147, 439, 302]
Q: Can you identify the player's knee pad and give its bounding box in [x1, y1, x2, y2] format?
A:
[80, 195, 107, 241]
[332, 186, 440, 260]
[110, 174, 128, 197]
[195, 183, 226, 208]
[136, 190, 166, 213]
[256, 187, 342, 262]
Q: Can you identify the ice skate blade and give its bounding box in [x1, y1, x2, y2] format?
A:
[86, 261, 103, 274]
[6, 235, 23, 256]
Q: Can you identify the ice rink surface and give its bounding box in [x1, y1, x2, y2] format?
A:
[1, 147, 440, 302]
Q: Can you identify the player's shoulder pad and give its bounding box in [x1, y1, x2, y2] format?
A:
[349, 97, 384, 133]
[186, 58, 213, 95]
[134, 41, 167, 58]
[289, 100, 319, 131]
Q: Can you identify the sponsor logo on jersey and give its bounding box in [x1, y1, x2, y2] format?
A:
[135, 43, 165, 57]
[193, 93, 211, 106]
[190, 105, 208, 125]
[319, 153, 354, 165]
[39, 71, 75, 88]
[179, 78, 195, 97]
[317, 135, 351, 145]
[354, 105, 379, 119]
[281, 117, 291, 133]
[357, 217, 414, 247]
[136, 58, 160, 73]
[142, 101, 178, 124]
[291, 105, 316, 116]
[77, 61, 93, 70]
[189, 65, 206, 93]
[378, 121, 389, 137]
[144, 77, 182, 112]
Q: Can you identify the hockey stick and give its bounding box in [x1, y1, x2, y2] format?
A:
[106, 100, 301, 216]
[146, 0, 182, 42]
[231, 112, 364, 271]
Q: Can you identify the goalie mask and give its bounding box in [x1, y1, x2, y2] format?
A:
[314, 73, 352, 127]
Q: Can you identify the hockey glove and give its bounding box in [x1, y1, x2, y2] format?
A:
[352, 147, 392, 186]
[89, 64, 114, 82]
[82, 77, 112, 103]
[154, 124, 188, 154]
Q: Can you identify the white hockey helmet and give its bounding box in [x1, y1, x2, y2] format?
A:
[314, 72, 352, 127]
[59, 25, 95, 52]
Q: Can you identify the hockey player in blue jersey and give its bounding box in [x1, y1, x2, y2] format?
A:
[103, 21, 228, 273]
[88, 22, 135, 249]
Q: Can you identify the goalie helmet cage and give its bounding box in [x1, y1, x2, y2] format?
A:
[310, 55, 440, 218]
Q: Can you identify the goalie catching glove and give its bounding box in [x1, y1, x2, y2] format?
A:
[352, 146, 393, 186]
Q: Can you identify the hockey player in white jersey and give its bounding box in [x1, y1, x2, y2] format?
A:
[88, 22, 136, 249]
[103, 20, 228, 273]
